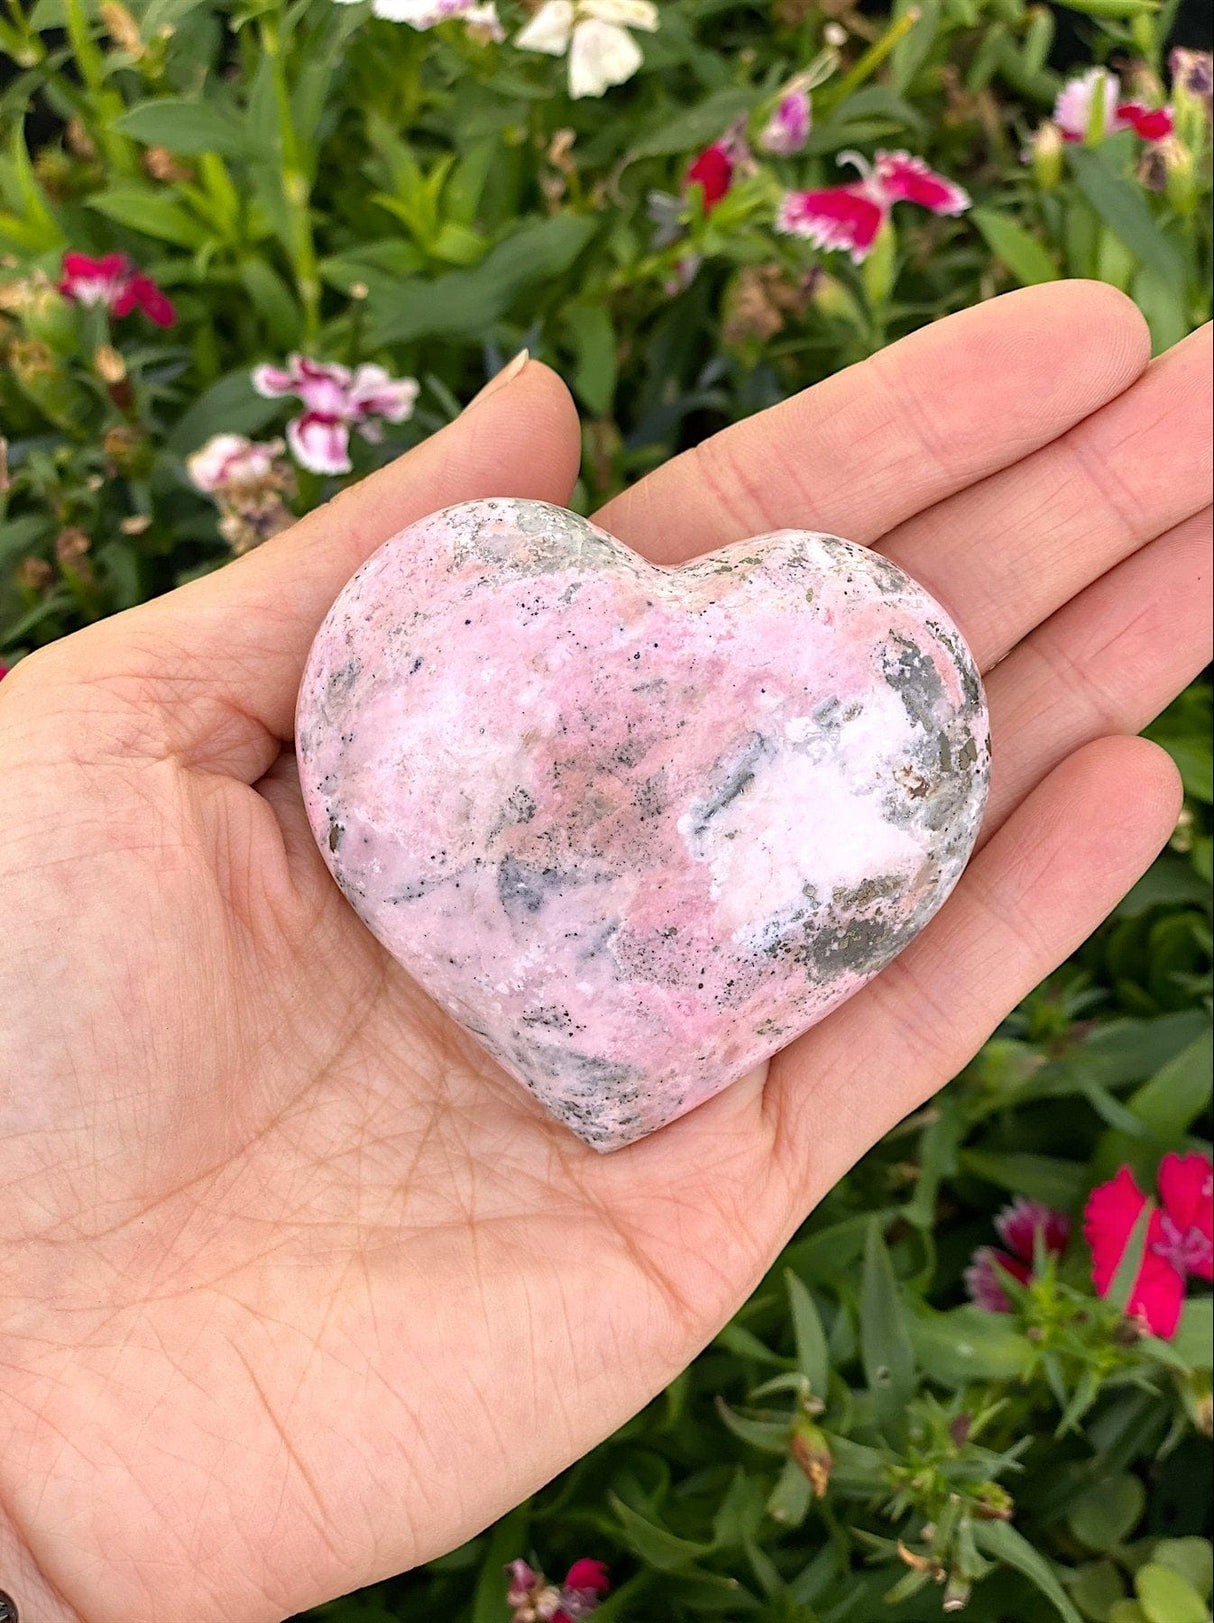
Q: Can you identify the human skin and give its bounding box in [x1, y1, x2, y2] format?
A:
[0, 283, 1210, 1622]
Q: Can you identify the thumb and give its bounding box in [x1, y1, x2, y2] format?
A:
[10, 357, 581, 781]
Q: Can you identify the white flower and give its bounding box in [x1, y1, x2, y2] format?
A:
[186, 434, 285, 494]
[515, 0, 658, 99]
[333, 0, 500, 34]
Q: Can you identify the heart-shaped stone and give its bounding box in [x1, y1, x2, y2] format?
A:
[296, 499, 989, 1149]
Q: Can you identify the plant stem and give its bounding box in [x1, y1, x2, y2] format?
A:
[260, 10, 321, 349]
[820, 7, 922, 111]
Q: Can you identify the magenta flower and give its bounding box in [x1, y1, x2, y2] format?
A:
[252, 355, 419, 476]
[1053, 67, 1175, 144]
[1084, 1153, 1213, 1340]
[505, 1556, 609, 1622]
[760, 88, 811, 156]
[777, 150, 969, 264]
[966, 1196, 1072, 1313]
[58, 251, 175, 327]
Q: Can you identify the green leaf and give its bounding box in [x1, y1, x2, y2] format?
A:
[470, 1505, 526, 1623]
[564, 300, 617, 417]
[1067, 148, 1184, 291]
[166, 369, 282, 456]
[608, 1493, 712, 1571]
[367, 214, 596, 346]
[1152, 1540, 1213, 1603]
[860, 1221, 915, 1441]
[1069, 1558, 1129, 1621]
[1107, 1201, 1154, 1317]
[714, 1397, 792, 1454]
[961, 1150, 1088, 1210]
[785, 1272, 830, 1399]
[1173, 1297, 1214, 1371]
[973, 207, 1060, 285]
[1135, 1563, 1209, 1623]
[908, 1304, 1034, 1384]
[975, 1520, 1085, 1623]
[87, 186, 208, 248]
[627, 88, 753, 160]
[767, 1455, 812, 1527]
[1055, 0, 1158, 15]
[1067, 1475, 1146, 1553]
[1128, 1031, 1213, 1139]
[113, 98, 248, 157]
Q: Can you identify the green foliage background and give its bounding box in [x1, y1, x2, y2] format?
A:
[1, 0, 1211, 1616]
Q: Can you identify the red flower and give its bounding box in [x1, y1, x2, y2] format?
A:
[1084, 1153, 1213, 1339]
[966, 1196, 1072, 1314]
[59, 251, 175, 327]
[685, 142, 733, 210]
[1116, 101, 1176, 143]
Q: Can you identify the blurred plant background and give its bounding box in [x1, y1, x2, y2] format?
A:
[1, 0, 1211, 1616]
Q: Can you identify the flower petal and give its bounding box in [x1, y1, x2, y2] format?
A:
[965, 1248, 1031, 1313]
[874, 151, 970, 215]
[1159, 1152, 1213, 1280]
[759, 89, 812, 156]
[515, 0, 573, 54]
[995, 1196, 1072, 1262]
[1115, 101, 1176, 143]
[568, 17, 642, 97]
[252, 363, 298, 398]
[288, 413, 352, 475]
[776, 184, 886, 263]
[1085, 1166, 1151, 1297]
[564, 1558, 610, 1593]
[1054, 67, 1120, 142]
[371, 0, 474, 24]
[685, 144, 733, 209]
[1128, 1235, 1187, 1338]
[349, 365, 420, 422]
[580, 0, 658, 30]
[126, 272, 176, 328]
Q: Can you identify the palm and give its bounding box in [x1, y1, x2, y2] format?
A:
[0, 286, 1209, 1623]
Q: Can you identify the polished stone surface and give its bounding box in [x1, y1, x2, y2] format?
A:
[296, 499, 989, 1149]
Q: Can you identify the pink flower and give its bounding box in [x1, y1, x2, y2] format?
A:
[966, 1196, 1072, 1314]
[1084, 1153, 1213, 1339]
[186, 433, 285, 494]
[777, 150, 969, 264]
[760, 88, 812, 156]
[0, 664, 8, 681]
[58, 251, 176, 327]
[252, 354, 419, 476]
[506, 1556, 609, 1622]
[1053, 67, 1175, 144]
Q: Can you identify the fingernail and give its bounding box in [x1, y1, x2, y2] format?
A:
[465, 348, 530, 411]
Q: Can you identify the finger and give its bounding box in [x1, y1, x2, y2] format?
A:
[764, 735, 1182, 1197]
[22, 361, 581, 781]
[878, 324, 1213, 668]
[594, 282, 1150, 563]
[979, 508, 1212, 838]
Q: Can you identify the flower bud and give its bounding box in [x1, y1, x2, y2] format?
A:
[1030, 121, 1064, 189]
[790, 1419, 833, 1498]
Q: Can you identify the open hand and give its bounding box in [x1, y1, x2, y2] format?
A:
[0, 283, 1209, 1622]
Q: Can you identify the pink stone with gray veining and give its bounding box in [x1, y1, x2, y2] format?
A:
[296, 498, 989, 1150]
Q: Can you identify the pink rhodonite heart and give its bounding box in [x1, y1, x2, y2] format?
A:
[296, 498, 990, 1150]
